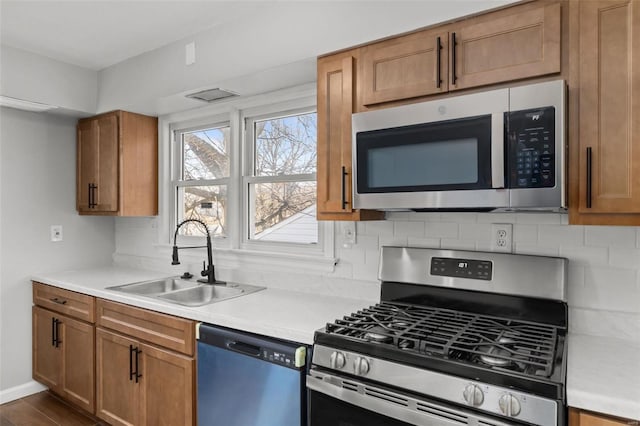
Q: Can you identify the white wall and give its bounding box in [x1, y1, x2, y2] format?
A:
[0, 45, 98, 114]
[0, 107, 115, 399]
[113, 212, 640, 341]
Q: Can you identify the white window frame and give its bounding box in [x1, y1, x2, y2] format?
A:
[162, 85, 334, 267]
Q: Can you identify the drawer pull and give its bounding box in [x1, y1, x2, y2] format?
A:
[436, 36, 442, 89]
[586, 147, 593, 208]
[451, 32, 458, 85]
[50, 297, 67, 305]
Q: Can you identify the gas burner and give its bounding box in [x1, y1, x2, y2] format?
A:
[364, 326, 393, 343]
[478, 337, 515, 367]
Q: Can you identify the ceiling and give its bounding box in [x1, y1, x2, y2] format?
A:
[0, 1, 265, 70]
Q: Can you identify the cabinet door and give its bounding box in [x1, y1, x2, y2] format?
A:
[77, 120, 98, 213]
[94, 114, 119, 212]
[138, 343, 195, 426]
[316, 53, 384, 221]
[32, 307, 61, 390]
[569, 408, 631, 426]
[60, 316, 95, 414]
[96, 328, 139, 426]
[360, 29, 448, 106]
[576, 0, 640, 217]
[450, 3, 561, 91]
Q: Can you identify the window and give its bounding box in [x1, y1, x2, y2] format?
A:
[173, 123, 230, 237]
[244, 109, 318, 245]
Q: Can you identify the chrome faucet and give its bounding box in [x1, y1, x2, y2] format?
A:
[171, 219, 225, 285]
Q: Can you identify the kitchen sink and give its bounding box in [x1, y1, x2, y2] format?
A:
[106, 278, 265, 307]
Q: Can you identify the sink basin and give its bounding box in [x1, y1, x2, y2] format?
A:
[107, 278, 265, 307]
[107, 277, 199, 295]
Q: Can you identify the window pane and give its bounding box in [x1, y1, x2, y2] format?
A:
[178, 185, 227, 236]
[254, 112, 317, 177]
[182, 126, 230, 180]
[250, 181, 317, 244]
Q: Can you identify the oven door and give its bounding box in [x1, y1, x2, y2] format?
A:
[352, 88, 509, 211]
[307, 369, 516, 426]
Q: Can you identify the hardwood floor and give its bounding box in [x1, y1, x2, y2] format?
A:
[0, 392, 105, 426]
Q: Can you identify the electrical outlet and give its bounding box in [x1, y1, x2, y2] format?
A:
[50, 225, 63, 242]
[342, 222, 356, 248]
[491, 223, 512, 253]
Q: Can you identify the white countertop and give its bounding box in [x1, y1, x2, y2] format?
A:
[32, 266, 640, 421]
[567, 333, 640, 421]
[32, 266, 374, 345]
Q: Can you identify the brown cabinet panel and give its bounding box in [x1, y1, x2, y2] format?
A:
[96, 328, 139, 426]
[361, 29, 448, 105]
[77, 110, 158, 216]
[32, 307, 61, 390]
[569, 408, 634, 425]
[138, 343, 195, 426]
[97, 299, 195, 356]
[60, 315, 95, 414]
[573, 0, 640, 220]
[450, 3, 561, 91]
[316, 52, 384, 221]
[33, 282, 95, 323]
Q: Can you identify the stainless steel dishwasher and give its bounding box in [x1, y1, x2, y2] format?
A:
[197, 323, 307, 426]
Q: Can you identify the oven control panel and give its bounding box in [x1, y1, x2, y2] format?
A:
[431, 257, 493, 280]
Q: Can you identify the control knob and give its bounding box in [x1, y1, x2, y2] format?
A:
[462, 384, 484, 407]
[498, 393, 522, 417]
[329, 351, 346, 370]
[353, 357, 370, 376]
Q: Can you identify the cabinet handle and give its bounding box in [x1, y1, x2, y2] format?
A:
[341, 166, 348, 210]
[129, 344, 134, 381]
[50, 297, 67, 305]
[54, 319, 61, 348]
[586, 147, 592, 208]
[135, 347, 142, 383]
[451, 32, 458, 85]
[436, 36, 442, 89]
[87, 183, 92, 208]
[89, 183, 97, 208]
[51, 317, 56, 347]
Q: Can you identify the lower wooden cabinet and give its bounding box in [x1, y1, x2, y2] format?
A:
[569, 408, 637, 426]
[32, 306, 95, 413]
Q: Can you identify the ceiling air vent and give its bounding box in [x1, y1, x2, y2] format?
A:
[186, 88, 238, 103]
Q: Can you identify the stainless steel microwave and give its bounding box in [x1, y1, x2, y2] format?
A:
[352, 80, 566, 211]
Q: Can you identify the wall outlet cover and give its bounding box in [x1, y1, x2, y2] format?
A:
[50, 225, 63, 242]
[490, 223, 512, 253]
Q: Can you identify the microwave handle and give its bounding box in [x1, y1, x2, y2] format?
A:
[491, 113, 505, 189]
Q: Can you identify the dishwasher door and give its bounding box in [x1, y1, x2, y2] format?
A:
[197, 323, 307, 426]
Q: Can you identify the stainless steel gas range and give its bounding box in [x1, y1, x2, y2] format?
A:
[307, 247, 568, 426]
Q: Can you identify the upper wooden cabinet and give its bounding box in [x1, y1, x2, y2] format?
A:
[358, 2, 561, 107]
[570, 0, 640, 225]
[316, 51, 384, 220]
[360, 29, 448, 106]
[77, 110, 158, 216]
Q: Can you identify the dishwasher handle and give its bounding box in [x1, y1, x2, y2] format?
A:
[227, 341, 261, 357]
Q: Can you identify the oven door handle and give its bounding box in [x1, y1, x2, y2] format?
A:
[307, 374, 510, 426]
[491, 112, 505, 189]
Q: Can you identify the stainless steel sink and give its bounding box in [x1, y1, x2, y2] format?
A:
[106, 278, 265, 306]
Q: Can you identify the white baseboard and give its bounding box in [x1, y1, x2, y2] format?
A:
[0, 380, 47, 404]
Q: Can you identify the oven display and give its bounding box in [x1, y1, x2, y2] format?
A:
[430, 257, 492, 280]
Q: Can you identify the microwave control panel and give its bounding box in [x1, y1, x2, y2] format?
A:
[507, 106, 555, 188]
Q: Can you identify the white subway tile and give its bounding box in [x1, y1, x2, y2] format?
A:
[379, 235, 408, 248]
[337, 246, 366, 265]
[386, 212, 410, 221]
[408, 212, 441, 222]
[459, 223, 492, 241]
[574, 267, 638, 312]
[353, 234, 379, 250]
[515, 213, 563, 224]
[560, 214, 569, 225]
[569, 308, 640, 340]
[609, 247, 640, 269]
[514, 243, 560, 256]
[364, 248, 382, 266]
[477, 213, 516, 223]
[407, 237, 440, 248]
[328, 261, 353, 279]
[365, 221, 394, 236]
[352, 262, 380, 282]
[513, 224, 538, 243]
[475, 241, 493, 251]
[440, 212, 478, 223]
[585, 226, 638, 248]
[356, 222, 367, 234]
[637, 228, 640, 248]
[441, 239, 476, 250]
[568, 266, 586, 287]
[425, 222, 459, 239]
[560, 246, 609, 266]
[394, 221, 425, 238]
[538, 225, 584, 246]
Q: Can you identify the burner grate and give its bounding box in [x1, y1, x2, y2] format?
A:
[325, 301, 559, 378]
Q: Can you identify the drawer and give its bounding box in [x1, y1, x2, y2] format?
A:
[33, 282, 95, 323]
[96, 299, 195, 356]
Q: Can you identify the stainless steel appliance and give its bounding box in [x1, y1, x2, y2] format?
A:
[352, 80, 566, 211]
[197, 323, 307, 426]
[307, 247, 568, 426]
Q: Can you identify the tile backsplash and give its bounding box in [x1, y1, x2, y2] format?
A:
[115, 212, 640, 340]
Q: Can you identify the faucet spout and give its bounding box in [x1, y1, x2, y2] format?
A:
[172, 219, 225, 285]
